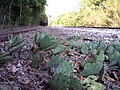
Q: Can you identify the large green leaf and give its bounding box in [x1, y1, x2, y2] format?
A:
[88, 80, 105, 90]
[111, 42, 120, 47]
[106, 45, 115, 54]
[53, 45, 66, 54]
[0, 52, 11, 63]
[56, 62, 73, 75]
[8, 35, 24, 48]
[91, 49, 97, 55]
[45, 55, 67, 70]
[81, 59, 94, 67]
[81, 44, 88, 54]
[109, 51, 120, 63]
[39, 34, 58, 50]
[69, 39, 76, 48]
[68, 33, 80, 41]
[88, 41, 98, 50]
[96, 51, 105, 62]
[80, 62, 103, 76]
[49, 73, 70, 90]
[69, 76, 82, 90]
[0, 56, 11, 63]
[81, 75, 105, 90]
[8, 43, 24, 53]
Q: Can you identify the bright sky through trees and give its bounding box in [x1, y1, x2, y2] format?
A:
[46, 0, 80, 20]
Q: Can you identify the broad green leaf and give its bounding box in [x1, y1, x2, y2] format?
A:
[109, 51, 120, 62]
[88, 81, 105, 90]
[80, 62, 103, 76]
[69, 76, 82, 90]
[81, 44, 88, 54]
[88, 41, 98, 50]
[45, 55, 67, 69]
[106, 45, 114, 54]
[9, 43, 24, 53]
[81, 75, 105, 90]
[81, 59, 94, 67]
[39, 35, 58, 50]
[56, 62, 73, 75]
[91, 49, 97, 55]
[53, 45, 66, 54]
[9, 35, 24, 48]
[96, 51, 105, 62]
[69, 40, 76, 48]
[49, 73, 70, 90]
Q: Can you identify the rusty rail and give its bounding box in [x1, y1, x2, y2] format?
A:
[0, 26, 120, 42]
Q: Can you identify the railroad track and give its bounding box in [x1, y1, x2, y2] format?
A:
[0, 26, 120, 42]
[0, 26, 44, 42]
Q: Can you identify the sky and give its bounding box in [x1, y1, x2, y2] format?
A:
[46, 0, 80, 20]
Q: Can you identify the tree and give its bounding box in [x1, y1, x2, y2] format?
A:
[80, 0, 120, 27]
[103, 0, 120, 27]
[50, 11, 83, 26]
[0, 0, 47, 26]
[51, 0, 120, 27]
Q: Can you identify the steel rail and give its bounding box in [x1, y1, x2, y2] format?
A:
[0, 26, 120, 42]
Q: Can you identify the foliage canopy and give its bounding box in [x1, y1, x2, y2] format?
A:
[51, 0, 120, 27]
[0, 0, 47, 26]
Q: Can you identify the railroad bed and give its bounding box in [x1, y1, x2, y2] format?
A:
[0, 26, 120, 42]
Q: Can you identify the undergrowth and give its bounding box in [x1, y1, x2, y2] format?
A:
[0, 32, 120, 90]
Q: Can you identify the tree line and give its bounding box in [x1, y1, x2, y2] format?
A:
[0, 0, 47, 26]
[51, 0, 120, 27]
